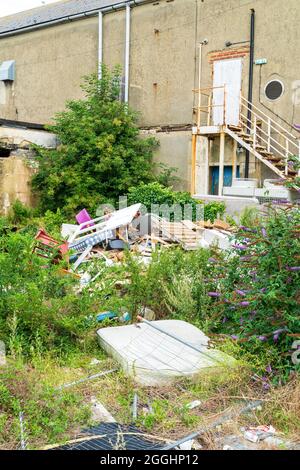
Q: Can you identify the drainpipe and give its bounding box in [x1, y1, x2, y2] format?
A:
[124, 4, 131, 103]
[98, 11, 103, 80]
[245, 8, 255, 178]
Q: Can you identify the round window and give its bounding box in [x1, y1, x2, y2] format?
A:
[264, 80, 284, 101]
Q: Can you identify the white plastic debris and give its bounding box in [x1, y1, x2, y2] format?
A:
[90, 358, 102, 366]
[203, 229, 231, 250]
[178, 439, 194, 450]
[186, 400, 202, 410]
[244, 430, 260, 443]
[0, 340, 6, 366]
[80, 272, 92, 287]
[90, 397, 116, 423]
[243, 425, 276, 443]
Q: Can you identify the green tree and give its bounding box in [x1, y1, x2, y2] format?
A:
[32, 66, 158, 215]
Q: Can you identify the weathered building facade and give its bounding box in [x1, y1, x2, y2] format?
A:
[0, 0, 299, 211]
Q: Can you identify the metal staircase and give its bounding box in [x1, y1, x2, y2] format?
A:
[226, 95, 300, 186]
[194, 86, 300, 191]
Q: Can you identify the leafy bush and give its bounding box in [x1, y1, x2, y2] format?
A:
[206, 204, 300, 381]
[0, 226, 102, 357]
[155, 163, 180, 188]
[9, 200, 34, 225]
[127, 182, 225, 222]
[32, 65, 158, 216]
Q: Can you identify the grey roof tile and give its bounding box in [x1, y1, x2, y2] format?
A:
[0, 0, 115, 35]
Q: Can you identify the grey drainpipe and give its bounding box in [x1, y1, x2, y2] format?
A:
[0, 0, 152, 38]
[124, 4, 131, 103]
[245, 9, 255, 178]
[98, 11, 103, 80]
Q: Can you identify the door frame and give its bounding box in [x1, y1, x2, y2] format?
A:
[212, 58, 243, 126]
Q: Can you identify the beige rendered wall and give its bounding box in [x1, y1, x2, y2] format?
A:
[0, 154, 36, 214]
[0, 17, 99, 123]
[151, 130, 193, 191]
[197, 0, 300, 127]
[0, 0, 299, 195]
[0, 0, 299, 126]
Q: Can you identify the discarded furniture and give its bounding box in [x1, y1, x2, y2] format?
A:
[33, 229, 69, 263]
[67, 204, 141, 257]
[75, 208, 94, 229]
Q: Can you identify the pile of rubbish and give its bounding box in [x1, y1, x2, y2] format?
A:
[32, 204, 234, 281]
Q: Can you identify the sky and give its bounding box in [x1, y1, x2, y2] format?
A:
[0, 0, 61, 18]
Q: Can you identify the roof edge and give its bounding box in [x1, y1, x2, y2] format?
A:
[0, 0, 151, 38]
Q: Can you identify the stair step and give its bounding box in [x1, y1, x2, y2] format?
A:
[237, 132, 252, 139]
[264, 156, 282, 163]
[254, 145, 266, 151]
[228, 125, 242, 132]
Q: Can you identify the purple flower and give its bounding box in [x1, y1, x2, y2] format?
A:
[240, 256, 252, 261]
[261, 228, 267, 238]
[260, 288, 267, 293]
[273, 328, 286, 335]
[222, 317, 228, 323]
[231, 335, 238, 340]
[273, 328, 286, 342]
[286, 266, 300, 272]
[258, 335, 267, 342]
[232, 244, 248, 251]
[239, 226, 257, 233]
[208, 292, 221, 298]
[266, 365, 272, 374]
[236, 289, 246, 296]
[239, 301, 250, 307]
[208, 257, 217, 264]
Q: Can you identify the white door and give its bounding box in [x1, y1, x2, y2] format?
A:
[212, 58, 242, 126]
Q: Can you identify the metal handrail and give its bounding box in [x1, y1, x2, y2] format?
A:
[240, 95, 299, 143]
[240, 111, 295, 159]
[240, 109, 299, 156]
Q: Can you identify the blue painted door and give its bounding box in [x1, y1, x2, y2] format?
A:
[211, 166, 240, 195]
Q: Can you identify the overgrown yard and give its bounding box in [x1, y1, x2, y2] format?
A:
[0, 202, 299, 450]
[0, 69, 299, 450]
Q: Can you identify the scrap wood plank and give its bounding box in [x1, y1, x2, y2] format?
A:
[151, 216, 202, 250]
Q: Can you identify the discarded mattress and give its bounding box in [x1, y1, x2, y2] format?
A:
[97, 320, 236, 386]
